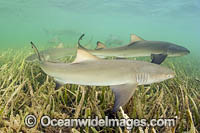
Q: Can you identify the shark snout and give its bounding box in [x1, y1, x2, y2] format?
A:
[164, 68, 175, 80]
[179, 47, 190, 55]
[180, 47, 190, 55]
[166, 71, 175, 80]
[171, 71, 176, 78]
[185, 49, 190, 54]
[168, 45, 190, 56]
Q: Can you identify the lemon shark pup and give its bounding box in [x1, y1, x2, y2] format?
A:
[26, 44, 77, 62]
[81, 34, 190, 64]
[31, 35, 175, 112]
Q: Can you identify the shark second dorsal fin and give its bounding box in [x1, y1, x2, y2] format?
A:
[56, 43, 64, 48]
[96, 41, 106, 50]
[130, 34, 144, 43]
[73, 34, 100, 63]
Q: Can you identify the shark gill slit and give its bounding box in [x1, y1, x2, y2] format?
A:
[144, 73, 149, 84]
[143, 73, 147, 83]
[136, 73, 149, 84]
[142, 73, 145, 83]
[145, 73, 149, 83]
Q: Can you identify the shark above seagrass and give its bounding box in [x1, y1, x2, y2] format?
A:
[27, 34, 190, 64]
[26, 41, 99, 62]
[31, 34, 175, 112]
[82, 34, 190, 64]
[26, 43, 77, 62]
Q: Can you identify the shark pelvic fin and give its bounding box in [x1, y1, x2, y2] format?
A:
[96, 41, 106, 50]
[111, 83, 137, 112]
[151, 54, 168, 64]
[130, 34, 144, 43]
[56, 43, 64, 48]
[73, 34, 100, 63]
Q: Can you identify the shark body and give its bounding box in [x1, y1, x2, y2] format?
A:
[31, 34, 175, 112]
[26, 47, 76, 62]
[84, 34, 190, 64]
[27, 34, 190, 64]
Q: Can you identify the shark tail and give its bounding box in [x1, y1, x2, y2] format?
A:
[77, 34, 88, 50]
[30, 42, 42, 62]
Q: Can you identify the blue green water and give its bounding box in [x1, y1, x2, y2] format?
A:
[0, 0, 199, 56]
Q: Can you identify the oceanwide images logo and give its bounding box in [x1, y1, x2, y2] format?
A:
[24, 115, 37, 128]
[24, 114, 176, 130]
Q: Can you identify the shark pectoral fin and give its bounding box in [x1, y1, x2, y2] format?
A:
[151, 54, 168, 64]
[95, 41, 106, 50]
[130, 34, 144, 43]
[110, 83, 137, 112]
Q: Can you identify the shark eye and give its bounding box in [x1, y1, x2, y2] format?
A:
[167, 74, 172, 78]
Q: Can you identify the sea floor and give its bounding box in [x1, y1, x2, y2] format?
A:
[0, 48, 199, 132]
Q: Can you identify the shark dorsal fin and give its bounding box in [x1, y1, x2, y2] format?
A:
[73, 48, 100, 63]
[130, 34, 144, 43]
[96, 41, 106, 50]
[73, 34, 100, 63]
[56, 43, 64, 48]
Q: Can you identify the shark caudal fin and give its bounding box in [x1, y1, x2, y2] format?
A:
[73, 34, 100, 63]
[30, 42, 43, 62]
[77, 34, 88, 50]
